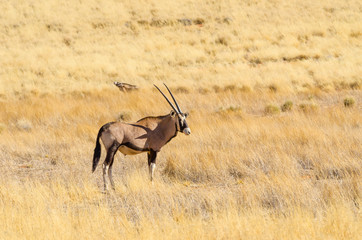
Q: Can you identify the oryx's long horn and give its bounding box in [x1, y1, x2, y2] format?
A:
[154, 84, 179, 113]
[163, 83, 182, 114]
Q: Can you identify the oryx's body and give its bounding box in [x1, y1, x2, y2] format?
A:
[92, 84, 190, 191]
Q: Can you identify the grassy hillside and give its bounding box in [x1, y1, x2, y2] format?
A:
[0, 0, 361, 239]
[0, 0, 361, 94]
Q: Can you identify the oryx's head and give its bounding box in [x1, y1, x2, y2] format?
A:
[154, 84, 191, 135]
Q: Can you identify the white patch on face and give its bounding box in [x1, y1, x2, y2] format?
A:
[179, 115, 190, 135]
[183, 128, 191, 135]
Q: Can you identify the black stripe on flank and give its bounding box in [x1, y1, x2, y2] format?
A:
[122, 142, 150, 152]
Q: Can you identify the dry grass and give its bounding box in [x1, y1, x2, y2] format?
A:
[0, 89, 361, 239]
[0, 0, 361, 239]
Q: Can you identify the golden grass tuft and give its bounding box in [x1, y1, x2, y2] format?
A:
[264, 104, 280, 115]
[281, 101, 294, 112]
[343, 97, 356, 108]
[298, 102, 319, 113]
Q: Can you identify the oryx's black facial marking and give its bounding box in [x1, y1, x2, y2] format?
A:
[178, 117, 188, 132]
[176, 113, 190, 135]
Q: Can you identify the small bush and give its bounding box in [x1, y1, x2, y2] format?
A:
[335, 81, 360, 90]
[217, 106, 243, 119]
[268, 84, 278, 93]
[264, 105, 280, 115]
[224, 85, 236, 92]
[175, 86, 190, 94]
[343, 97, 355, 108]
[118, 111, 132, 121]
[299, 102, 319, 113]
[218, 106, 242, 114]
[281, 101, 293, 112]
[215, 37, 228, 46]
[350, 81, 360, 90]
[193, 18, 205, 25]
[225, 106, 242, 112]
[198, 88, 209, 94]
[213, 85, 221, 93]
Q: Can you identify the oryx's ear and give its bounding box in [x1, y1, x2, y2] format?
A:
[184, 112, 189, 118]
[170, 110, 177, 117]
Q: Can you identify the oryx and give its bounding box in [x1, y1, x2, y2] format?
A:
[92, 84, 190, 191]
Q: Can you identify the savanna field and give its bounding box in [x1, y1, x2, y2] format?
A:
[0, 0, 361, 239]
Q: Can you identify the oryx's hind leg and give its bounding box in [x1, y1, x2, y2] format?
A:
[108, 153, 117, 190]
[102, 143, 119, 191]
[147, 150, 157, 181]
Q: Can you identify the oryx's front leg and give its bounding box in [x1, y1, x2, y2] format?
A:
[147, 150, 157, 181]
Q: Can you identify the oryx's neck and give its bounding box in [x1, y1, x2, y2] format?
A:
[133, 114, 178, 151]
[157, 115, 178, 143]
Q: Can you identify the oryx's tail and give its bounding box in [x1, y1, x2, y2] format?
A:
[92, 126, 103, 172]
